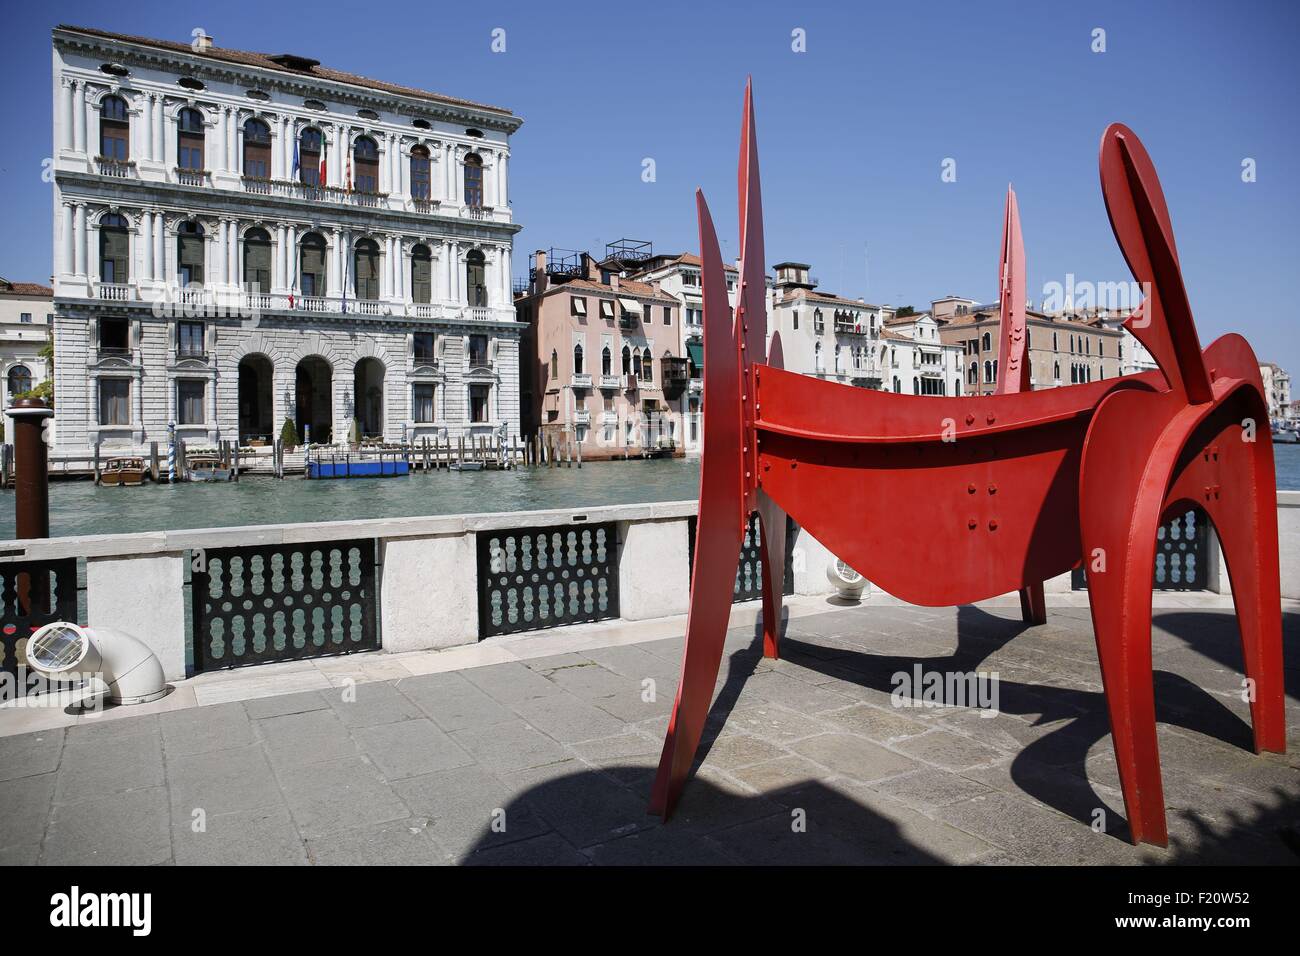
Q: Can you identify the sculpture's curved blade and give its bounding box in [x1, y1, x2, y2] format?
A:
[994, 185, 1030, 395]
[649, 189, 746, 818]
[1100, 124, 1212, 404]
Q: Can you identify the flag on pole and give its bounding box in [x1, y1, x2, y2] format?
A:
[292, 138, 300, 181]
[346, 153, 352, 193]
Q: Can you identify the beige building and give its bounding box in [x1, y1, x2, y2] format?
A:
[933, 296, 1123, 395]
[0, 278, 53, 407]
[1259, 362, 1292, 423]
[516, 249, 689, 459]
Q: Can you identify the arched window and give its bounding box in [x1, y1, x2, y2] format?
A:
[621, 345, 631, 375]
[968, 361, 977, 384]
[892, 376, 900, 393]
[912, 377, 919, 393]
[243, 227, 272, 292]
[464, 152, 483, 207]
[642, 352, 653, 383]
[982, 331, 991, 351]
[177, 108, 205, 170]
[465, 250, 486, 306]
[993, 360, 998, 382]
[8, 364, 32, 398]
[177, 220, 205, 286]
[299, 127, 322, 185]
[354, 238, 380, 299]
[299, 232, 326, 297]
[353, 136, 379, 193]
[602, 345, 611, 375]
[1071, 364, 1078, 384]
[550, 350, 558, 379]
[632, 349, 643, 379]
[834, 344, 842, 372]
[1053, 332, 1058, 351]
[410, 145, 431, 200]
[99, 212, 129, 283]
[1053, 360, 1061, 380]
[1098, 339, 1104, 356]
[243, 118, 271, 179]
[984, 360, 993, 383]
[573, 344, 584, 375]
[99, 95, 129, 161]
[410, 244, 432, 304]
[814, 340, 823, 371]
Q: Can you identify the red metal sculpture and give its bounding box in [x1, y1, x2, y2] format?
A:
[650, 81, 1286, 846]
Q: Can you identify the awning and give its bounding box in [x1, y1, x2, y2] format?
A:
[686, 341, 704, 371]
[618, 297, 642, 315]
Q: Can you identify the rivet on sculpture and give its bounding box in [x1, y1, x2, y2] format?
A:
[650, 80, 1286, 847]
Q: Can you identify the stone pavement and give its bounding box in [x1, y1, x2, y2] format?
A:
[2, 600, 1298, 865]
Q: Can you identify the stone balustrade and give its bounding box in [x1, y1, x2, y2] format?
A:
[1, 492, 1296, 685]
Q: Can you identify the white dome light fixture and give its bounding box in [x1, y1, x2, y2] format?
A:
[27, 622, 167, 705]
[826, 558, 867, 602]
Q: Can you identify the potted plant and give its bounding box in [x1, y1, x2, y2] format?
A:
[280, 418, 299, 452]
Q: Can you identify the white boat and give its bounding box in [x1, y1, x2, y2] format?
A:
[1271, 425, 1300, 444]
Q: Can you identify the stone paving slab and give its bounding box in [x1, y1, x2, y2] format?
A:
[2, 601, 1297, 865]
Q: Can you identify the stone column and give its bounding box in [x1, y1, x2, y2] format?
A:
[499, 153, 508, 208]
[153, 212, 165, 283]
[153, 96, 164, 163]
[60, 78, 74, 151]
[73, 204, 87, 277]
[141, 210, 153, 281]
[227, 220, 239, 290]
[72, 81, 87, 154]
[449, 241, 460, 303]
[286, 224, 297, 293]
[270, 119, 283, 181]
[227, 108, 238, 172]
[138, 92, 152, 161]
[61, 203, 75, 275]
[211, 107, 225, 173]
[394, 236, 404, 302]
[482, 152, 495, 208]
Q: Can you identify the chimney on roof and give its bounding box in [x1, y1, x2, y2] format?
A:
[193, 31, 214, 52]
[532, 250, 547, 296]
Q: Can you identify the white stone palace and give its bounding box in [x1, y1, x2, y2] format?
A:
[50, 25, 522, 458]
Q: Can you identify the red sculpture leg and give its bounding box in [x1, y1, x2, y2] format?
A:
[1018, 582, 1047, 625]
[1163, 387, 1286, 755]
[757, 331, 786, 659]
[649, 191, 745, 819]
[1080, 387, 1177, 846]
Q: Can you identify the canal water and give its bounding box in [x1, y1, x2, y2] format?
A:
[0, 458, 703, 539]
[1, 445, 1297, 540]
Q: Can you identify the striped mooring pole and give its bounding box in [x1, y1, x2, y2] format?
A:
[167, 421, 176, 484]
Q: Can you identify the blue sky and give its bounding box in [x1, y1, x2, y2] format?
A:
[2, 0, 1297, 372]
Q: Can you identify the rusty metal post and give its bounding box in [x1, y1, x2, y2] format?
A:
[7, 398, 55, 617]
[7, 398, 54, 541]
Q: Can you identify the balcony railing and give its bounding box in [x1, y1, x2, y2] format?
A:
[412, 303, 437, 319]
[175, 167, 209, 187]
[570, 373, 593, 390]
[97, 283, 132, 302]
[412, 197, 439, 214]
[244, 291, 273, 313]
[466, 307, 494, 322]
[460, 205, 493, 220]
[95, 157, 136, 179]
[179, 287, 210, 308]
[413, 354, 438, 367]
[295, 295, 331, 313]
[573, 410, 592, 426]
[351, 300, 384, 316]
[598, 374, 621, 390]
[688, 379, 703, 394]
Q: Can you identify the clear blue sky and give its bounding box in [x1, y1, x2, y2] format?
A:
[2, 0, 1297, 373]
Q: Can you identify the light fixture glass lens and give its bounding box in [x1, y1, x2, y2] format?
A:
[30, 624, 86, 671]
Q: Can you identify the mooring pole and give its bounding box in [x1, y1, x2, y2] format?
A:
[7, 399, 54, 615]
[8, 398, 54, 540]
[167, 421, 176, 484]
